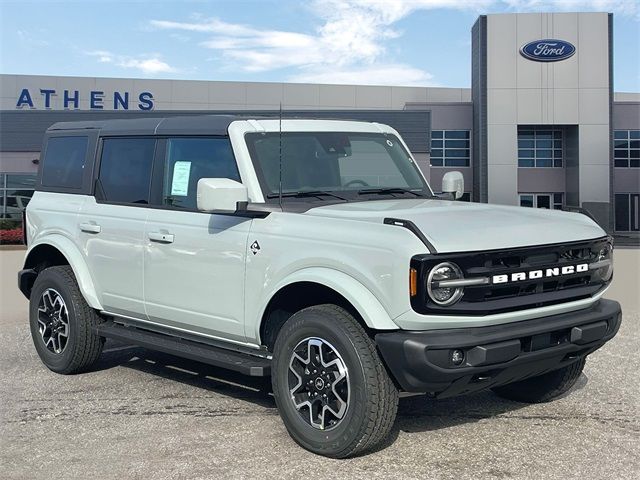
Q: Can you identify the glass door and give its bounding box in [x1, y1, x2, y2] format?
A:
[615, 193, 640, 232]
[536, 194, 551, 209]
[631, 194, 639, 232]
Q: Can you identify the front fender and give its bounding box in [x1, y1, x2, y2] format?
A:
[255, 267, 400, 340]
[26, 235, 103, 310]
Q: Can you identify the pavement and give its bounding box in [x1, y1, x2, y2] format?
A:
[0, 248, 638, 480]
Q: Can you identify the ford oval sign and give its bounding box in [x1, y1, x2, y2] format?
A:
[520, 39, 576, 62]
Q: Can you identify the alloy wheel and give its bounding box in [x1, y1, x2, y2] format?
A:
[37, 288, 70, 354]
[288, 337, 349, 430]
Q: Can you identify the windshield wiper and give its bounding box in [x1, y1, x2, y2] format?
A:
[266, 190, 348, 201]
[357, 187, 425, 197]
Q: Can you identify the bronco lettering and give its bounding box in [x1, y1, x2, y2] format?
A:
[492, 263, 588, 284]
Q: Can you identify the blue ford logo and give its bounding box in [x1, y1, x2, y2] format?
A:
[520, 39, 575, 62]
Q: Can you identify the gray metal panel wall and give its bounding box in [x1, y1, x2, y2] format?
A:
[471, 16, 488, 203]
[612, 102, 640, 129]
[608, 13, 615, 232]
[564, 126, 580, 207]
[0, 109, 431, 153]
[422, 104, 472, 130]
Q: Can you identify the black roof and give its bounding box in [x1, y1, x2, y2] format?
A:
[0, 110, 431, 152]
[48, 114, 245, 136]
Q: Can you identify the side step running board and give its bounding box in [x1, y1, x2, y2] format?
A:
[98, 321, 271, 376]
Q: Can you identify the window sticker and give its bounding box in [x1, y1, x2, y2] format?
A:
[171, 161, 191, 196]
[386, 139, 393, 147]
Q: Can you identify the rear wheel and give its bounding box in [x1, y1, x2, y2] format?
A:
[271, 304, 398, 458]
[29, 266, 104, 374]
[492, 358, 586, 403]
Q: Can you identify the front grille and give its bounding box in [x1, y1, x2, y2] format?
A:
[411, 237, 612, 315]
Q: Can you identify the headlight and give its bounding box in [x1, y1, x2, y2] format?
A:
[592, 242, 614, 282]
[427, 262, 465, 306]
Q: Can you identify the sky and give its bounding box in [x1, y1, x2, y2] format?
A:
[1, 0, 639, 91]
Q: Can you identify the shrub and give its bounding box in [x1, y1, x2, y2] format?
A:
[0, 220, 24, 245]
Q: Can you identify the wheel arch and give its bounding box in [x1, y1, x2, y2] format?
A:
[22, 236, 102, 310]
[257, 268, 398, 350]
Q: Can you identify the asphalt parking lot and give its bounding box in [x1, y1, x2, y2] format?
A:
[1, 248, 638, 479]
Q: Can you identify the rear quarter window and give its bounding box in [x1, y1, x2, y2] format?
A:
[41, 136, 89, 189]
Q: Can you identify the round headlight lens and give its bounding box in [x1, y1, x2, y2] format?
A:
[427, 262, 464, 306]
[595, 244, 614, 282]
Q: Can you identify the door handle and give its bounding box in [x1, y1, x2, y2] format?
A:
[148, 231, 175, 244]
[80, 222, 101, 234]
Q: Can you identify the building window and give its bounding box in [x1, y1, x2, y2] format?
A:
[0, 173, 37, 220]
[614, 130, 640, 168]
[0, 173, 37, 245]
[430, 130, 470, 167]
[615, 193, 639, 232]
[519, 193, 563, 210]
[518, 127, 563, 168]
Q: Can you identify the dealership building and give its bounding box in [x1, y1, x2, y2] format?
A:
[0, 12, 638, 238]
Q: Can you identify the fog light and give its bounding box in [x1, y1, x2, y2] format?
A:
[451, 349, 465, 366]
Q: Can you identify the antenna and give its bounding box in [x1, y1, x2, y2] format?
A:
[278, 102, 283, 209]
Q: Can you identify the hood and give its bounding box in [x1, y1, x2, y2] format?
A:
[304, 199, 606, 253]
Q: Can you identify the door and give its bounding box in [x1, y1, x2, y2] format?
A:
[143, 137, 251, 343]
[632, 194, 640, 231]
[78, 137, 156, 317]
[536, 194, 551, 209]
[616, 193, 640, 232]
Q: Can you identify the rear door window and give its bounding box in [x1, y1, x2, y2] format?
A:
[98, 138, 156, 204]
[42, 136, 88, 189]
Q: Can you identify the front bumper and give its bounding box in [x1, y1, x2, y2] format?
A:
[376, 299, 621, 397]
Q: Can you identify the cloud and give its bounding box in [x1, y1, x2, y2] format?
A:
[148, 0, 638, 85]
[117, 58, 176, 74]
[149, 2, 443, 85]
[170, 33, 191, 43]
[17, 29, 50, 47]
[291, 64, 435, 86]
[86, 50, 176, 74]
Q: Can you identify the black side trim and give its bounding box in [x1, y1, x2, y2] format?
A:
[21, 209, 27, 246]
[18, 268, 37, 299]
[97, 321, 271, 376]
[94, 178, 107, 202]
[384, 217, 437, 253]
[92, 183, 270, 219]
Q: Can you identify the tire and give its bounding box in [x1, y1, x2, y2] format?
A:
[271, 304, 398, 458]
[492, 358, 586, 403]
[29, 265, 104, 374]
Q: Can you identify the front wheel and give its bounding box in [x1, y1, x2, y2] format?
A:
[271, 304, 398, 458]
[492, 358, 586, 403]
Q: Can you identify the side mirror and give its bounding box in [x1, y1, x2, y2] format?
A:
[197, 178, 248, 212]
[441, 171, 464, 200]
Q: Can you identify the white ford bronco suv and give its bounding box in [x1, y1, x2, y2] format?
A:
[19, 115, 621, 458]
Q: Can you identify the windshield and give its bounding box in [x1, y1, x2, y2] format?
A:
[245, 132, 432, 200]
